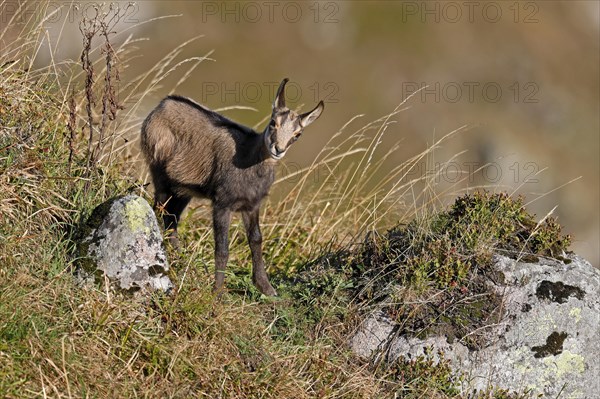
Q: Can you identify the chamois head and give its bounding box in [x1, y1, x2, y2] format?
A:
[264, 78, 324, 160]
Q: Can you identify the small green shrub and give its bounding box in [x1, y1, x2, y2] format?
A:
[357, 191, 571, 297]
[380, 349, 461, 398]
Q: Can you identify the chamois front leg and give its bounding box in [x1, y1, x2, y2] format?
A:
[242, 208, 277, 296]
[213, 207, 232, 295]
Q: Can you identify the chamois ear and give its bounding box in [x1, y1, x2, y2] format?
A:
[273, 78, 289, 110]
[299, 101, 324, 128]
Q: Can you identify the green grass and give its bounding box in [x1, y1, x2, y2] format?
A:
[0, 3, 571, 398]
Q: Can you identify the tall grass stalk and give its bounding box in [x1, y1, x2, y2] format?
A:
[1, 3, 543, 398]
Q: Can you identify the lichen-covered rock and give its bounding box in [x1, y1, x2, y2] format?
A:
[351, 311, 395, 361]
[76, 194, 172, 292]
[350, 254, 600, 398]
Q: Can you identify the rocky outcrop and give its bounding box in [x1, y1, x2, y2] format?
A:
[350, 254, 600, 398]
[76, 194, 172, 293]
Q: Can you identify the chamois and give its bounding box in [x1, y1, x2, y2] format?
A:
[141, 78, 324, 296]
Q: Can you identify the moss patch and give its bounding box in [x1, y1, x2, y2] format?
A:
[536, 280, 585, 304]
[74, 196, 121, 275]
[531, 331, 568, 358]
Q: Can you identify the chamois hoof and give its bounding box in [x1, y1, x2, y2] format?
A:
[212, 284, 227, 299]
[254, 278, 278, 296]
[259, 285, 278, 297]
[168, 233, 180, 251]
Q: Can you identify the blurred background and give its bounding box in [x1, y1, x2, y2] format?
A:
[4, 1, 599, 265]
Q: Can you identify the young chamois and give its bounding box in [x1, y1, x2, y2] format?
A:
[141, 78, 324, 296]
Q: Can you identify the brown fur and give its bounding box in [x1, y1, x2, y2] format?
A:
[141, 78, 324, 296]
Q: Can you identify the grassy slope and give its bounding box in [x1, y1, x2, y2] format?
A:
[0, 8, 570, 399]
[0, 66, 400, 397]
[0, 69, 354, 399]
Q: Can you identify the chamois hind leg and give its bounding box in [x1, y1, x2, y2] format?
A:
[213, 207, 232, 295]
[155, 189, 191, 249]
[242, 208, 277, 296]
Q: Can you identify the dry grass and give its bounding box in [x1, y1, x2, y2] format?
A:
[1, 3, 547, 399]
[0, 4, 401, 398]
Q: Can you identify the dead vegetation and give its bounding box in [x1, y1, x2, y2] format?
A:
[0, 3, 569, 398]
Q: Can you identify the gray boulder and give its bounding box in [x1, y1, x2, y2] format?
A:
[76, 194, 172, 292]
[350, 254, 600, 398]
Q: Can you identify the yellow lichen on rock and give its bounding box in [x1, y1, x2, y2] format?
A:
[569, 307, 582, 324]
[124, 196, 152, 235]
[543, 350, 585, 379]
